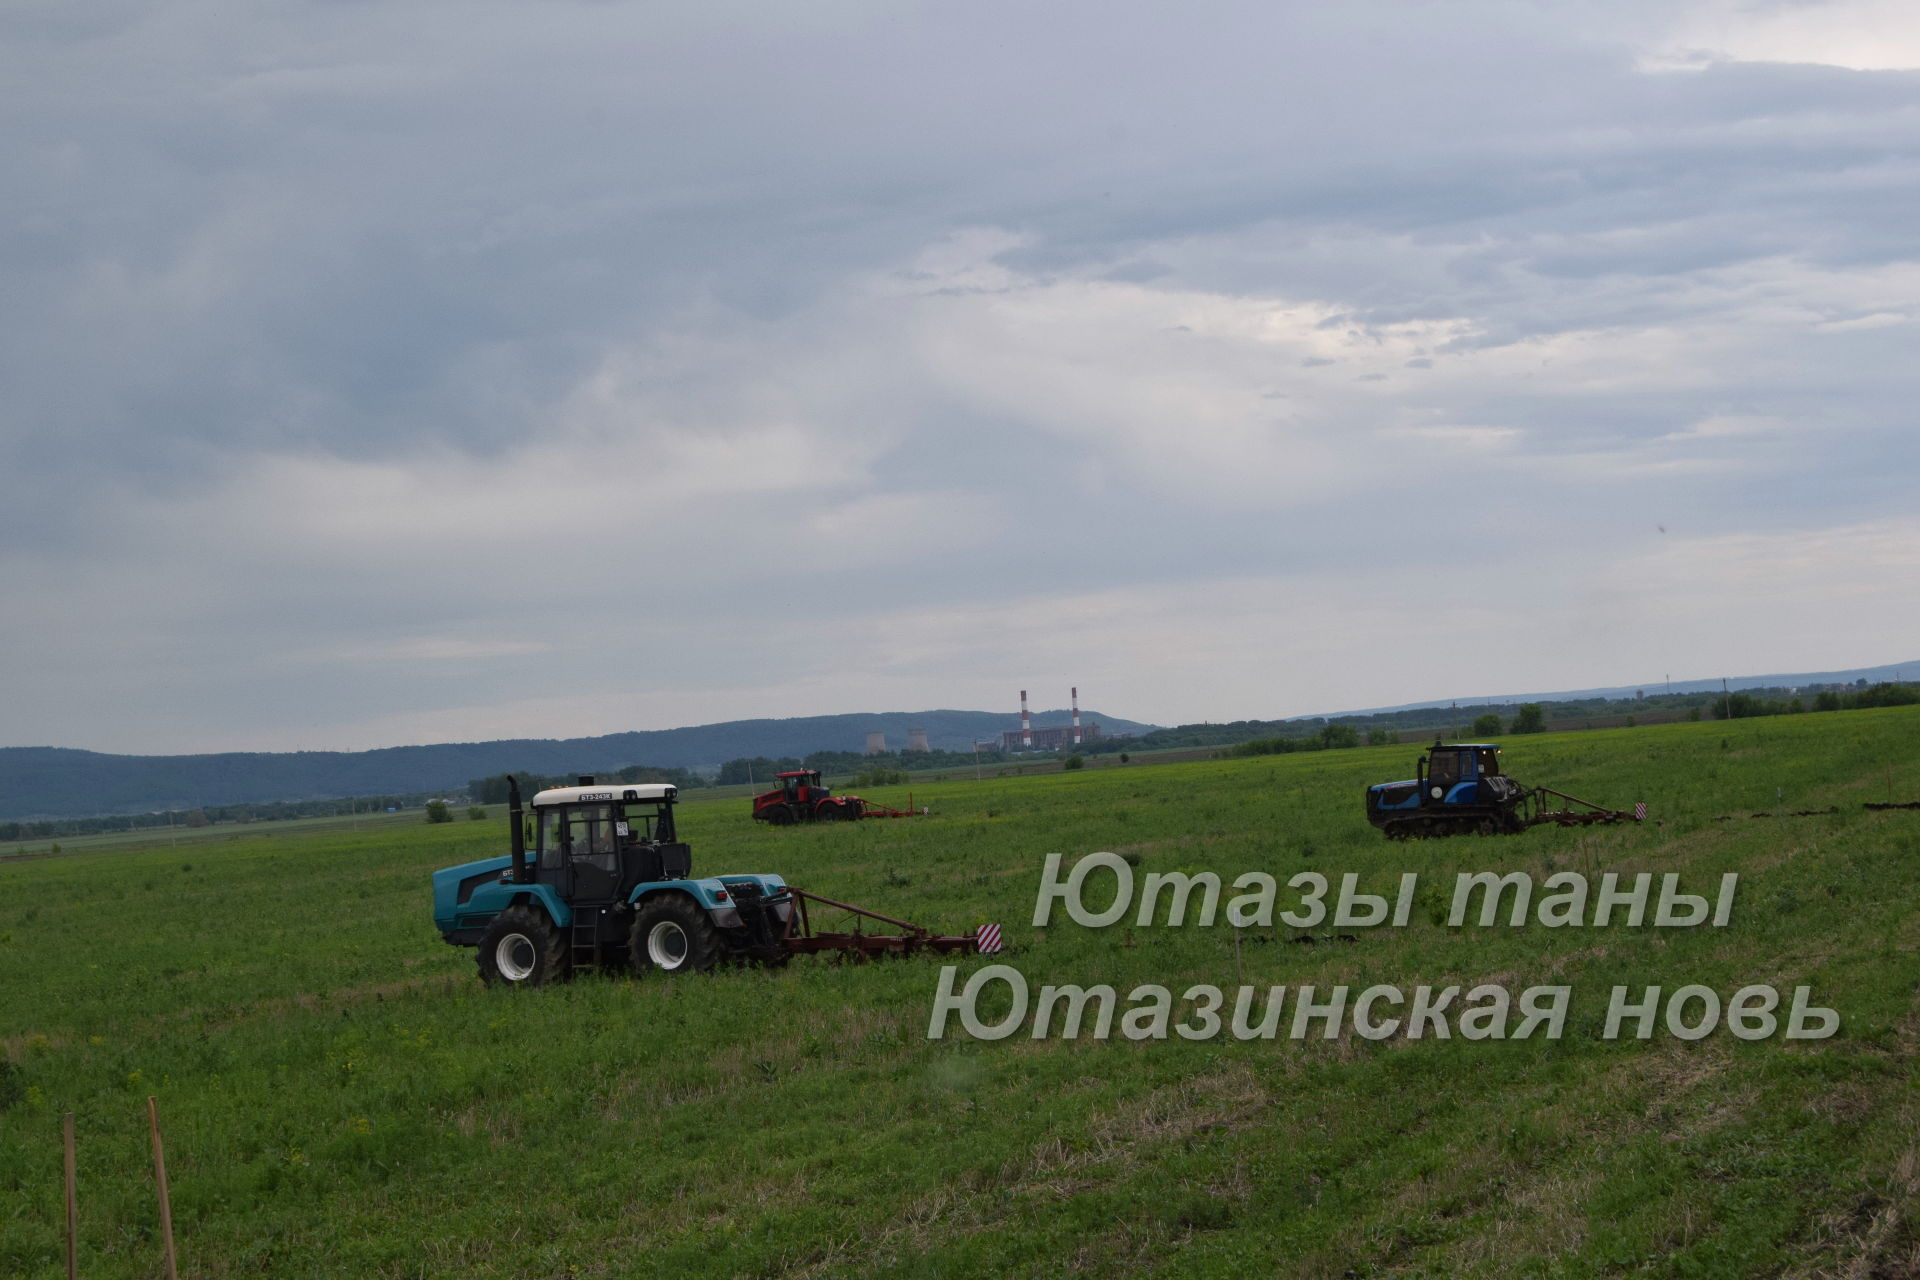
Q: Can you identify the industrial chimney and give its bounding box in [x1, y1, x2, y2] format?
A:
[1071, 687, 1081, 745]
[1020, 690, 1032, 750]
[908, 727, 930, 753]
[865, 732, 887, 756]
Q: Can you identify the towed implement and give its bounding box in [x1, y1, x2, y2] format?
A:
[1365, 740, 1641, 839]
[432, 776, 982, 986]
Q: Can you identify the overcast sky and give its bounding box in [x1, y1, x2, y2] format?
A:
[5, 0, 1919, 755]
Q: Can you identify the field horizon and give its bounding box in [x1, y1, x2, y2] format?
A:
[2, 707, 1917, 1277]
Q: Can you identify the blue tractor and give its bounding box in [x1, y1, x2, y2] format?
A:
[1365, 739, 1638, 839]
[432, 776, 792, 985]
[1366, 741, 1529, 838]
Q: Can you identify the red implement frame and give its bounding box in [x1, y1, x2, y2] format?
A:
[776, 886, 980, 960]
[849, 791, 922, 819]
[853, 800, 922, 819]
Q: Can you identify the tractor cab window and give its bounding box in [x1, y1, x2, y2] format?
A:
[619, 801, 675, 843]
[1478, 750, 1502, 777]
[536, 809, 564, 870]
[1429, 751, 1464, 788]
[566, 804, 617, 863]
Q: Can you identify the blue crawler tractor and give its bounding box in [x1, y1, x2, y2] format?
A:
[1365, 740, 1637, 839]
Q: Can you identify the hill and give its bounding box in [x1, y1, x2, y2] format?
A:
[0, 708, 1156, 821]
[1331, 656, 1920, 716]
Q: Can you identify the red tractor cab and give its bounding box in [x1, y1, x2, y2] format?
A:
[751, 770, 864, 825]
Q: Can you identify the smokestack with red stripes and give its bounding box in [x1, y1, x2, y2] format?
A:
[1020, 689, 1032, 749]
[1072, 686, 1081, 745]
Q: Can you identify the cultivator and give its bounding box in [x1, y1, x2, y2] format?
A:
[1518, 786, 1639, 830]
[848, 799, 923, 820]
[770, 886, 987, 961]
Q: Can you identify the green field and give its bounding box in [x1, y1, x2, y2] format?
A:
[2, 709, 1917, 1278]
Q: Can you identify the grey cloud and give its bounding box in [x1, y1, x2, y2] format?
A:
[4, 1, 1919, 751]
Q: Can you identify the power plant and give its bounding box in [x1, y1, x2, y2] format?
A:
[863, 727, 934, 754]
[999, 687, 1101, 753]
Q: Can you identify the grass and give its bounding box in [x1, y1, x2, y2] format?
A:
[1, 709, 1917, 1277]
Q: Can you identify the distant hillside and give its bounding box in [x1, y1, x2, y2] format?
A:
[1332, 658, 1920, 717]
[0, 708, 1156, 820]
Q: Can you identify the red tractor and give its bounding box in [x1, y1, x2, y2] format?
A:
[750, 769, 920, 825]
[751, 770, 864, 824]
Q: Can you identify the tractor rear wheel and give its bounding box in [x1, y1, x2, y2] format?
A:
[766, 805, 797, 826]
[477, 905, 569, 987]
[629, 897, 721, 977]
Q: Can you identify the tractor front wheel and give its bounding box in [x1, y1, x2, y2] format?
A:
[630, 897, 721, 977]
[477, 905, 569, 987]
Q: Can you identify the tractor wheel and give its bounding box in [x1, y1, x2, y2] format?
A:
[765, 805, 797, 826]
[629, 896, 721, 977]
[477, 905, 569, 987]
[817, 802, 847, 821]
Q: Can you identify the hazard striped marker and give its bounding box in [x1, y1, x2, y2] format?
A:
[976, 923, 1003, 954]
[1634, 802, 1647, 821]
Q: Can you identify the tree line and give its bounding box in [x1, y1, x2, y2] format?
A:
[1710, 681, 1918, 720]
[0, 793, 447, 843]
[714, 746, 1009, 786]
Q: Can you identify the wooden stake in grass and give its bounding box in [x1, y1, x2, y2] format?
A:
[147, 1097, 178, 1280]
[62, 1112, 77, 1280]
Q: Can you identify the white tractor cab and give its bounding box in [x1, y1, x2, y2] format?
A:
[431, 775, 790, 985]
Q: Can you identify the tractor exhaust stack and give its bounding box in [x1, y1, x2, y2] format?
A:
[507, 774, 529, 883]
